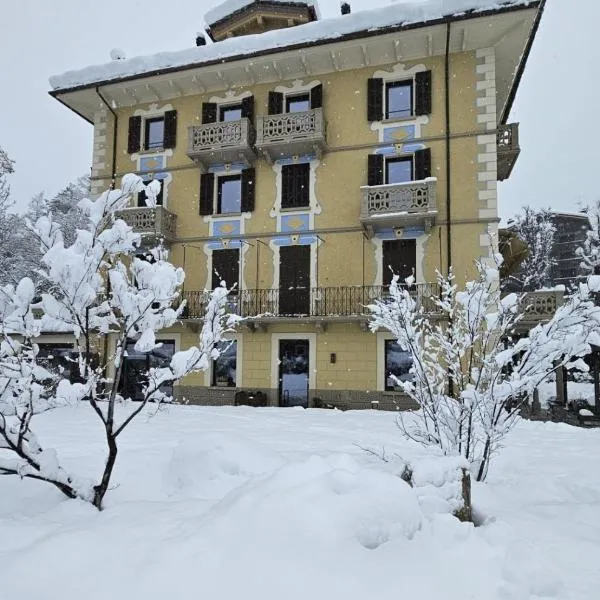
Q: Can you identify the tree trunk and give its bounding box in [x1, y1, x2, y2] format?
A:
[453, 468, 472, 522]
[92, 433, 118, 510]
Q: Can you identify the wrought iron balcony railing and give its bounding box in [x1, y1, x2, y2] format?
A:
[186, 118, 256, 167]
[115, 206, 177, 244]
[497, 123, 520, 181]
[180, 284, 440, 321]
[360, 178, 437, 236]
[256, 108, 326, 161]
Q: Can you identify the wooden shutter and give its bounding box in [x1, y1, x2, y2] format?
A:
[241, 96, 254, 121]
[414, 148, 431, 180]
[127, 116, 142, 154]
[281, 163, 309, 209]
[415, 70, 432, 116]
[241, 168, 255, 213]
[212, 248, 240, 290]
[310, 83, 323, 109]
[163, 110, 177, 149]
[199, 172, 215, 215]
[201, 102, 217, 124]
[367, 154, 384, 186]
[268, 91, 284, 115]
[367, 78, 383, 121]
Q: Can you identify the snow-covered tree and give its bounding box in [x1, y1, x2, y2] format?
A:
[0, 145, 14, 208]
[369, 260, 600, 482]
[505, 206, 556, 291]
[0, 175, 237, 509]
[577, 198, 600, 276]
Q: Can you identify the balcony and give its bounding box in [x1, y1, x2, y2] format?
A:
[186, 118, 256, 168]
[115, 206, 177, 244]
[517, 289, 564, 330]
[181, 284, 440, 329]
[255, 108, 326, 161]
[360, 178, 437, 237]
[497, 123, 520, 181]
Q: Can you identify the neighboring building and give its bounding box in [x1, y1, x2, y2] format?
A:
[549, 212, 589, 288]
[502, 211, 589, 291]
[47, 0, 544, 409]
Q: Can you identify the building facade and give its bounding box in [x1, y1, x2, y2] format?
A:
[48, 0, 543, 409]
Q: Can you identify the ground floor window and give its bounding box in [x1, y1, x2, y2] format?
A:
[36, 343, 79, 382]
[212, 340, 237, 387]
[384, 339, 413, 391]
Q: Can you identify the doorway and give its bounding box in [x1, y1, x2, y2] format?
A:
[279, 245, 311, 315]
[278, 339, 310, 407]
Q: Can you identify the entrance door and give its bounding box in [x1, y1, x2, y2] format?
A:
[119, 340, 176, 401]
[279, 245, 310, 315]
[382, 239, 416, 286]
[278, 339, 310, 407]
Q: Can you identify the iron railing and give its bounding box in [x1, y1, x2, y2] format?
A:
[180, 284, 441, 320]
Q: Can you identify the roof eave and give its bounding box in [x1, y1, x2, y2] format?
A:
[50, 1, 542, 99]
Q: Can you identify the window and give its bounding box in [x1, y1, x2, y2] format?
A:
[382, 239, 416, 287]
[217, 174, 242, 214]
[384, 339, 413, 391]
[137, 179, 163, 207]
[281, 163, 310, 209]
[212, 340, 237, 387]
[386, 80, 413, 120]
[220, 104, 243, 122]
[286, 93, 310, 113]
[144, 117, 165, 150]
[386, 157, 413, 184]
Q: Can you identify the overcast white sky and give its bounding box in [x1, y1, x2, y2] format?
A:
[1, 0, 598, 218]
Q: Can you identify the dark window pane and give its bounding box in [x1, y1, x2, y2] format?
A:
[386, 158, 413, 184]
[137, 179, 163, 206]
[386, 81, 413, 119]
[385, 340, 413, 391]
[218, 175, 242, 213]
[286, 94, 310, 113]
[145, 117, 165, 149]
[220, 105, 243, 122]
[282, 163, 310, 208]
[213, 341, 237, 387]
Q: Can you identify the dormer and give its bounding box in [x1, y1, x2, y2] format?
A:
[205, 0, 319, 42]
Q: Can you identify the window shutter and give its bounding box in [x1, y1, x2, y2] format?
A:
[367, 78, 383, 121]
[268, 91, 284, 115]
[201, 102, 217, 124]
[414, 148, 432, 180]
[415, 70, 432, 116]
[199, 172, 215, 215]
[241, 168, 255, 213]
[241, 96, 254, 122]
[310, 83, 323, 109]
[367, 154, 384, 186]
[127, 116, 142, 154]
[163, 110, 177, 149]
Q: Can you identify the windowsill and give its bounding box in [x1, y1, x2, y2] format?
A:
[382, 115, 418, 124]
[280, 205, 310, 212]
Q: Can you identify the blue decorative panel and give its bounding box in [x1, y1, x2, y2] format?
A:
[276, 155, 314, 166]
[281, 213, 310, 233]
[375, 227, 424, 240]
[382, 124, 416, 143]
[208, 162, 246, 174]
[213, 219, 241, 237]
[207, 240, 242, 251]
[139, 155, 165, 172]
[272, 235, 317, 247]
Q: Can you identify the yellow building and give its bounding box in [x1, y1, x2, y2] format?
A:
[49, 0, 544, 409]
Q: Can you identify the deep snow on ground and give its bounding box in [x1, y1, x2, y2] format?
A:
[1, 405, 599, 600]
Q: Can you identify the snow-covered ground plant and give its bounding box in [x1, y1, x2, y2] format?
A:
[0, 175, 236, 509]
[369, 259, 600, 482]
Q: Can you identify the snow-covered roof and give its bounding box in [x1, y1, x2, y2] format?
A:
[205, 0, 318, 26]
[49, 0, 538, 93]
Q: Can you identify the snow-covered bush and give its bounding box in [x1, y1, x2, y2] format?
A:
[369, 259, 600, 482]
[0, 175, 237, 509]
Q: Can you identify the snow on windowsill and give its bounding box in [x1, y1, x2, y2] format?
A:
[50, 1, 535, 92]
